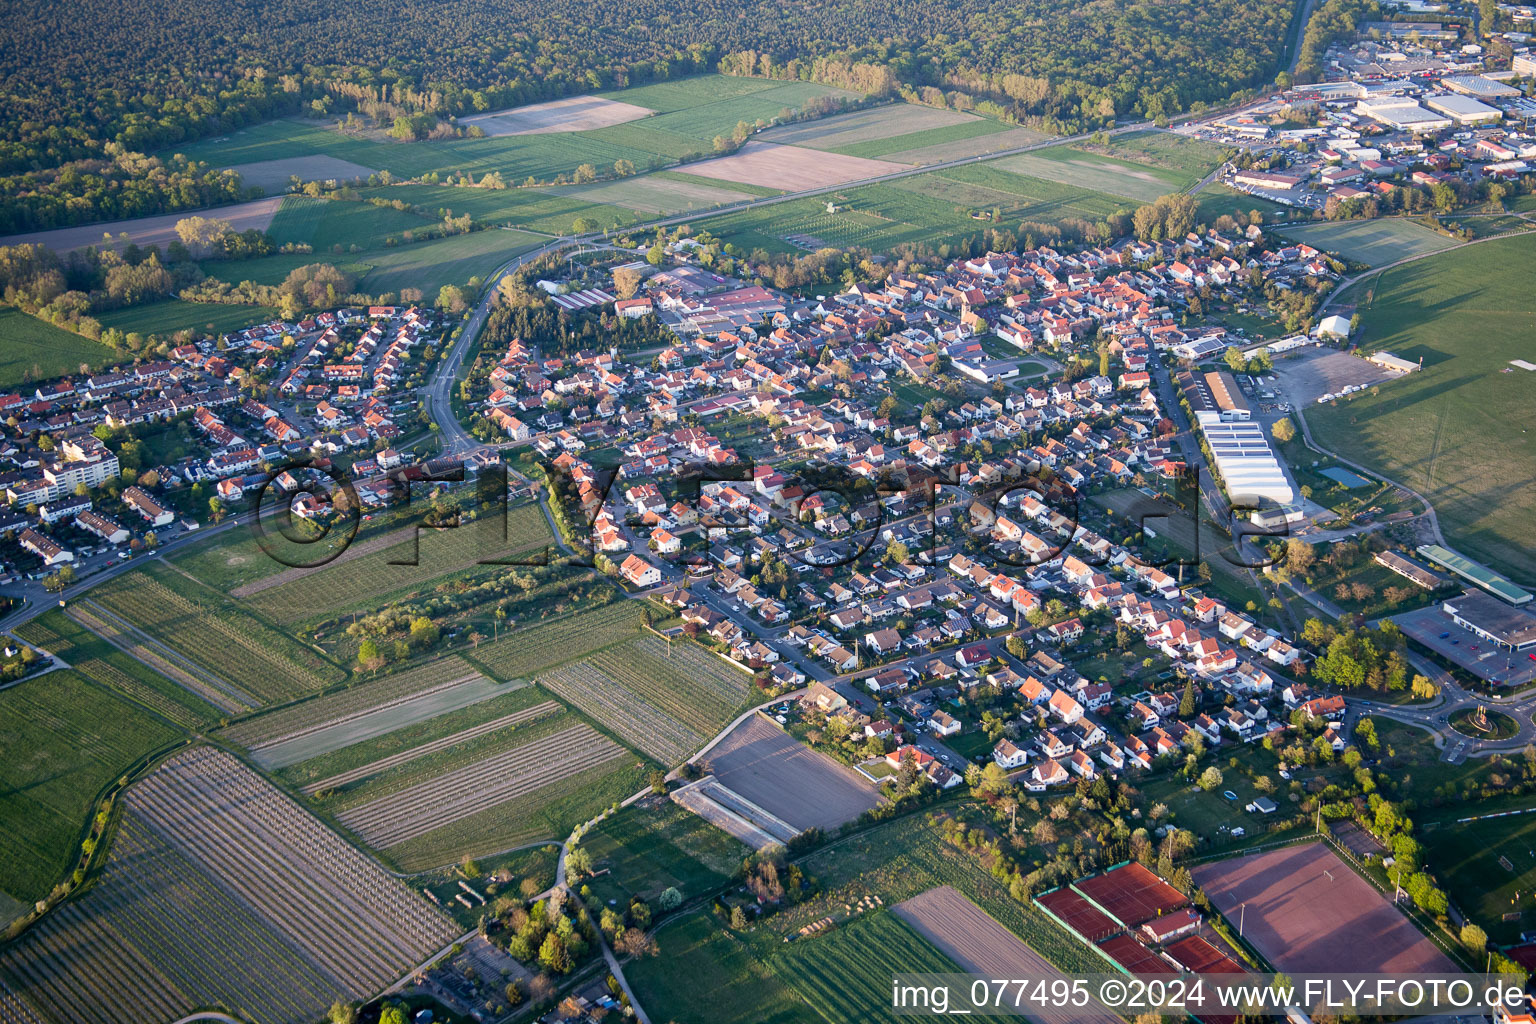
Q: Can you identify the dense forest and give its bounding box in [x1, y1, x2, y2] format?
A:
[0, 0, 1298, 232]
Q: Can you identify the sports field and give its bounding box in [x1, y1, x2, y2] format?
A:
[1422, 806, 1536, 942]
[1192, 842, 1455, 974]
[0, 309, 115, 388]
[1278, 218, 1459, 265]
[1307, 234, 1536, 585]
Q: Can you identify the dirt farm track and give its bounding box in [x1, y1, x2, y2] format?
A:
[1191, 842, 1455, 974]
[895, 886, 1123, 1024]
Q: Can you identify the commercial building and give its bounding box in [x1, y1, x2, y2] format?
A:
[1354, 97, 1454, 132]
[1366, 351, 1420, 373]
[1443, 590, 1536, 651]
[1202, 422, 1294, 505]
[1425, 93, 1504, 125]
[1419, 544, 1533, 605]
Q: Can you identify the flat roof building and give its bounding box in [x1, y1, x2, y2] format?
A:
[1443, 590, 1536, 650]
[1425, 93, 1504, 124]
[1367, 351, 1421, 373]
[1419, 544, 1532, 604]
[1354, 97, 1455, 132]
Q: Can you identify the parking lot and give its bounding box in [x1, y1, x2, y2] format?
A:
[1393, 604, 1536, 687]
[1276, 349, 1401, 406]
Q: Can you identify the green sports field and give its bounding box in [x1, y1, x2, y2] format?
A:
[1423, 807, 1536, 943]
[1278, 218, 1459, 265]
[1307, 234, 1536, 585]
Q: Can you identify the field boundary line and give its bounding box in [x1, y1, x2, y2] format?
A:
[246, 672, 486, 751]
[68, 601, 253, 713]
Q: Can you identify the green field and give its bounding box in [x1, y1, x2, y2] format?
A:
[381, 756, 651, 872]
[990, 145, 1194, 203]
[695, 162, 1139, 255]
[240, 506, 555, 624]
[275, 685, 559, 792]
[165, 76, 861, 189]
[1277, 218, 1459, 265]
[1097, 130, 1234, 178]
[1423, 807, 1536, 942]
[91, 299, 282, 339]
[265, 194, 435, 250]
[581, 800, 749, 907]
[0, 671, 183, 905]
[0, 308, 115, 387]
[629, 812, 1108, 1024]
[358, 182, 639, 234]
[468, 602, 644, 681]
[14, 611, 223, 730]
[1308, 234, 1536, 585]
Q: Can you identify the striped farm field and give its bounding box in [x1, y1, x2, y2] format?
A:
[286, 693, 563, 794]
[89, 563, 342, 704]
[468, 601, 643, 680]
[14, 610, 222, 729]
[308, 701, 575, 811]
[244, 505, 555, 624]
[220, 654, 484, 749]
[336, 721, 627, 848]
[578, 635, 752, 745]
[539, 661, 703, 765]
[758, 104, 981, 152]
[0, 747, 458, 1024]
[776, 910, 961, 1024]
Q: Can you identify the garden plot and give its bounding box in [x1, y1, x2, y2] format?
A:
[226, 154, 376, 193]
[337, 722, 626, 849]
[222, 654, 483, 749]
[0, 747, 459, 1024]
[459, 95, 654, 136]
[758, 104, 978, 151]
[683, 141, 907, 191]
[539, 661, 703, 765]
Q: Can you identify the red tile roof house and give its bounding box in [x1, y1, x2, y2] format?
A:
[619, 554, 661, 588]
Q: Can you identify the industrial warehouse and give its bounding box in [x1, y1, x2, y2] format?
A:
[1179, 370, 1294, 506]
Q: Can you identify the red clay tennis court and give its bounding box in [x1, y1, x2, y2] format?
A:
[1073, 862, 1189, 927]
[1095, 934, 1175, 975]
[1037, 887, 1120, 942]
[1165, 935, 1245, 974]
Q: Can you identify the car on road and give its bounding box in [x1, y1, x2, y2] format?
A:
[1440, 632, 1450, 639]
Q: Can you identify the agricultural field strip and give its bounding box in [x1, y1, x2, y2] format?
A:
[301, 699, 562, 793]
[248, 671, 484, 751]
[539, 661, 701, 765]
[0, 898, 189, 1024]
[590, 640, 746, 734]
[129, 748, 457, 991]
[469, 602, 642, 680]
[250, 512, 555, 623]
[0, 978, 46, 1024]
[69, 601, 254, 712]
[229, 525, 416, 597]
[223, 656, 481, 748]
[92, 570, 340, 699]
[337, 723, 625, 847]
[71, 655, 209, 729]
[98, 819, 344, 1024]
